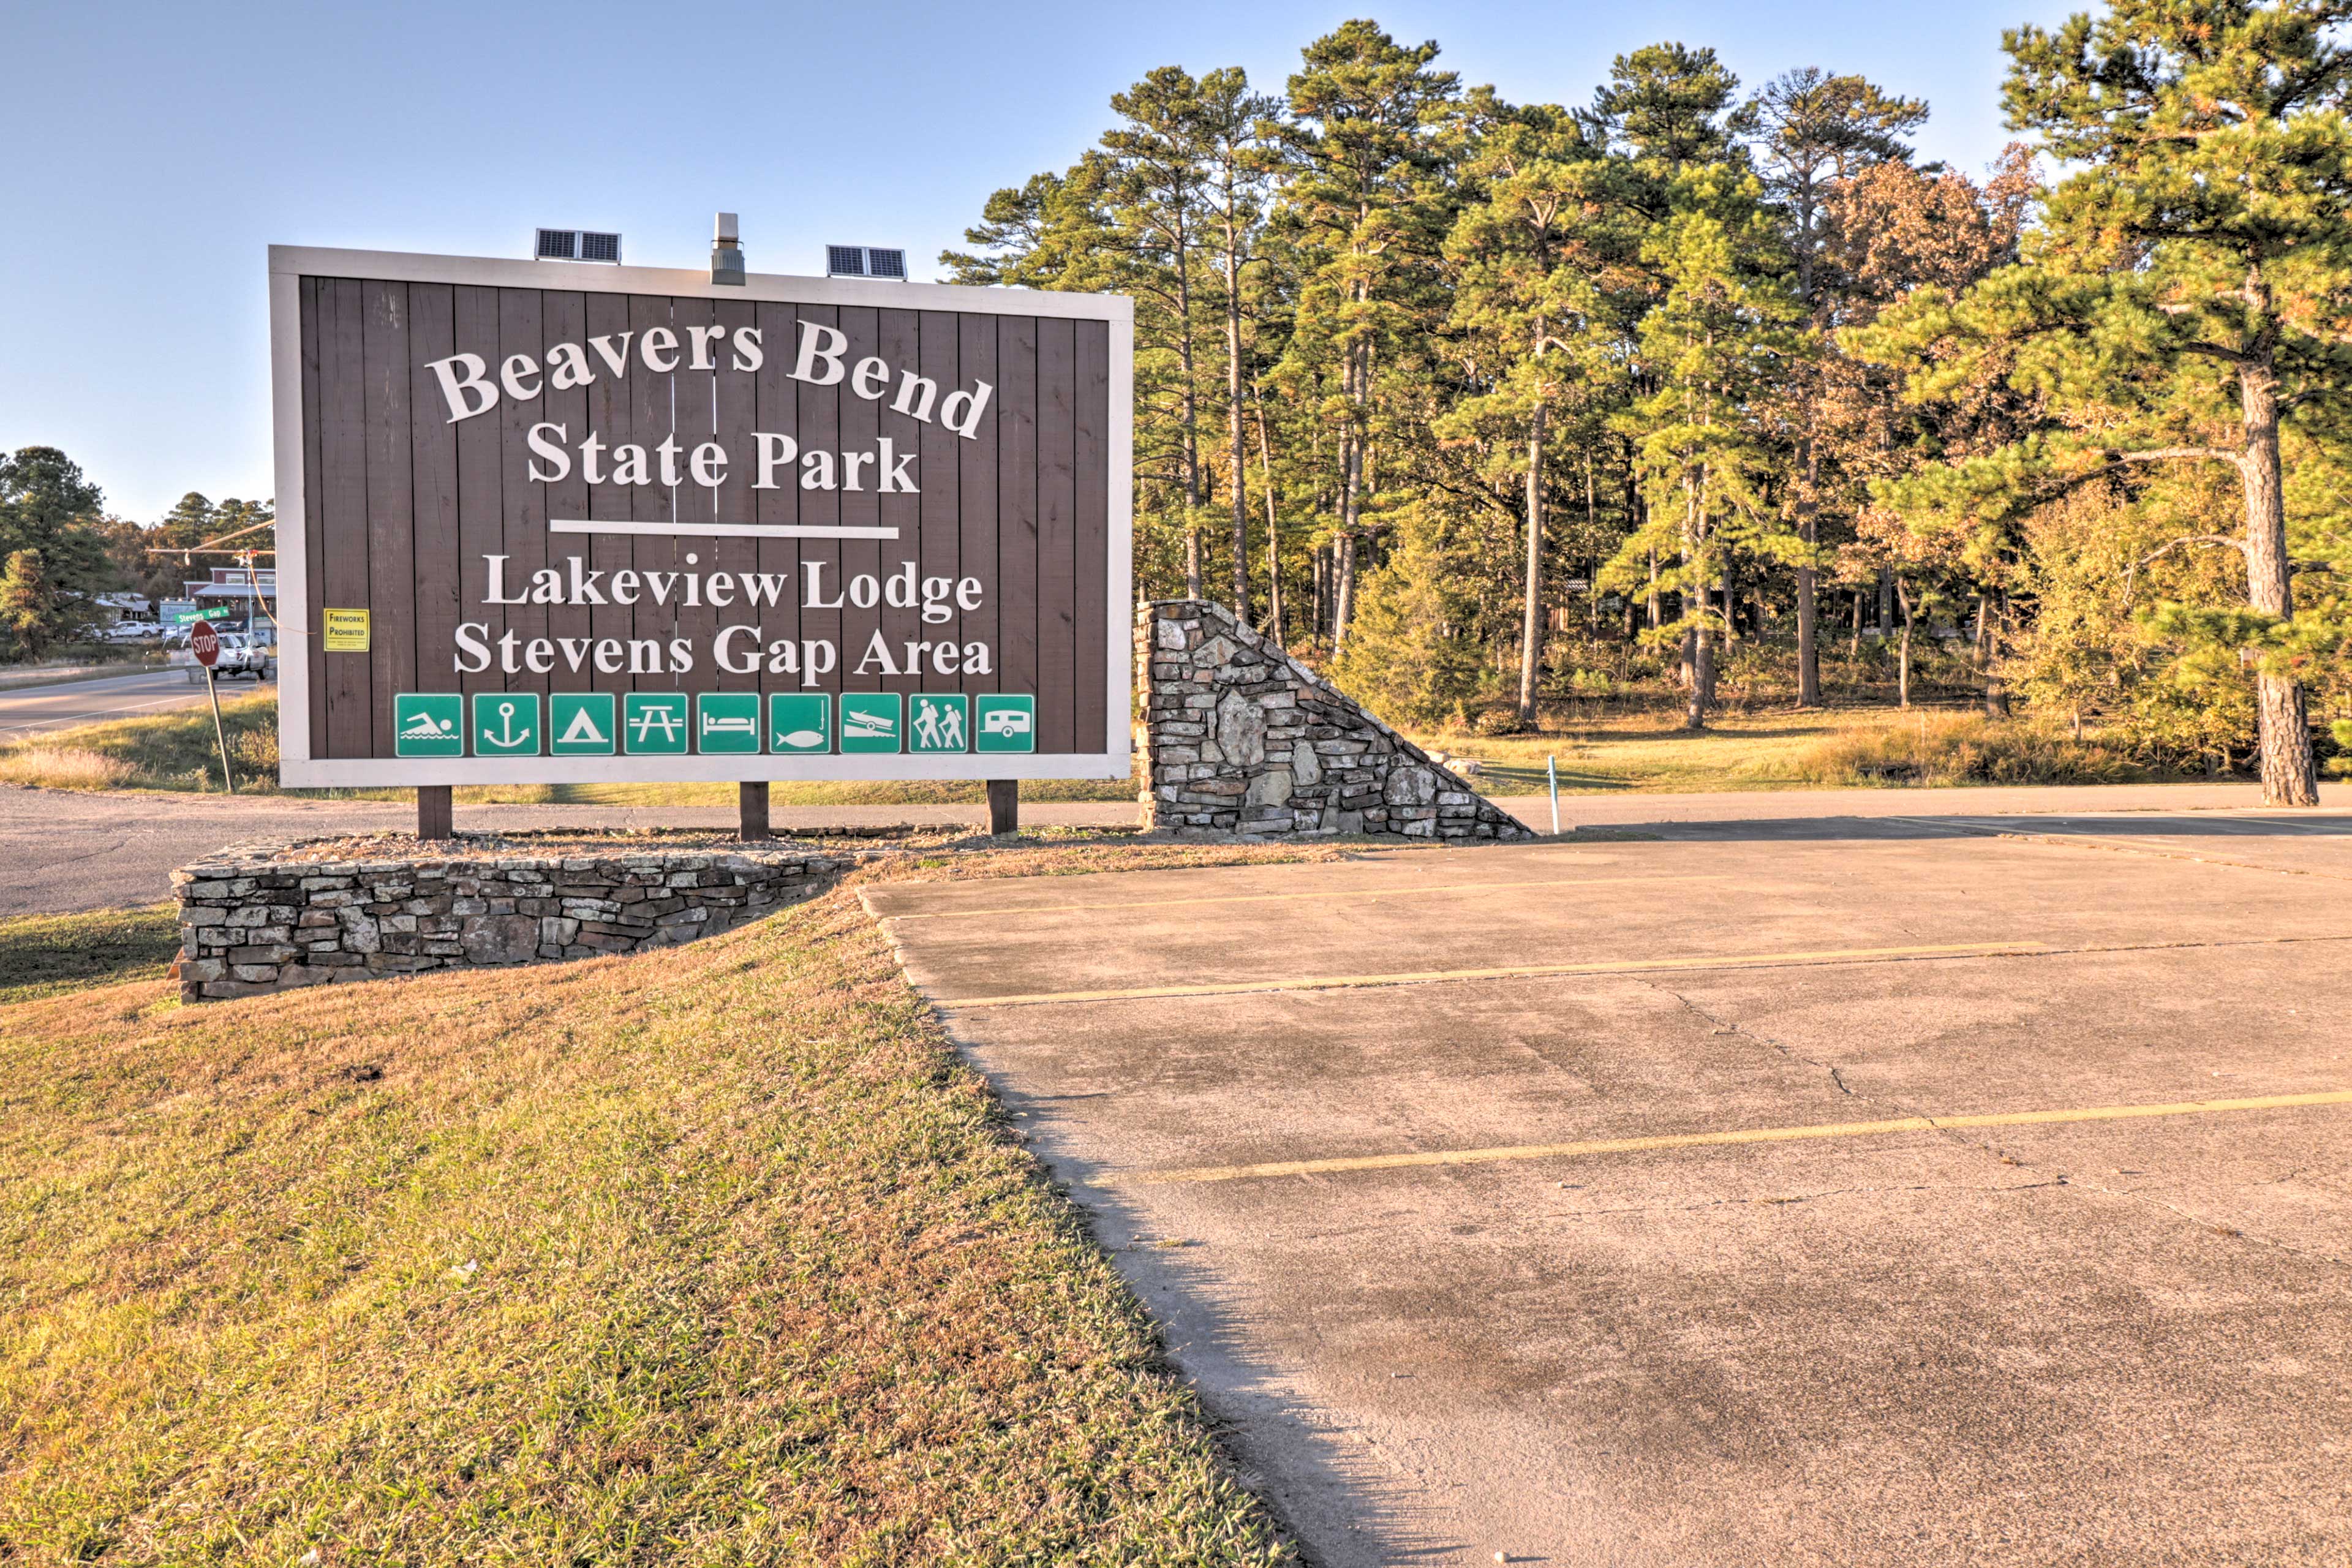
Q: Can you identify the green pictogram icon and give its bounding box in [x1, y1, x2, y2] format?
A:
[769, 693, 832, 753]
[394, 693, 464, 758]
[623, 693, 690, 755]
[839, 693, 902, 753]
[974, 694, 1036, 753]
[470, 692, 542, 756]
[910, 693, 969, 753]
[696, 692, 763, 754]
[549, 692, 616, 755]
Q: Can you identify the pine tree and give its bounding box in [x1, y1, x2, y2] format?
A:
[1869, 0, 2351, 804]
[1276, 21, 1462, 652]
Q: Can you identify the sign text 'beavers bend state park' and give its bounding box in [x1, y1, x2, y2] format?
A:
[267, 246, 1133, 786]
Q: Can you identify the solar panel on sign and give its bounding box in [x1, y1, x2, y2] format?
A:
[535, 229, 576, 260]
[581, 232, 620, 262]
[826, 245, 866, 277]
[869, 249, 907, 279]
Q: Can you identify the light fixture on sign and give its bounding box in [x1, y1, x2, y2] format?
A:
[535, 228, 622, 264]
[712, 211, 745, 286]
[826, 245, 907, 280]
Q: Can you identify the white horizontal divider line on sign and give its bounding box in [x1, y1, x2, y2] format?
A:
[548, 519, 902, 540]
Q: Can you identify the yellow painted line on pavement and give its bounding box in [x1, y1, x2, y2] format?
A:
[948, 939, 2048, 1008]
[1117, 1090, 2352, 1186]
[876, 873, 1724, 923]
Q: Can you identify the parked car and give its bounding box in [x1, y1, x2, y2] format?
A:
[188, 631, 276, 682]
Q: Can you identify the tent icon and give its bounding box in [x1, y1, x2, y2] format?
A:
[558, 704, 608, 746]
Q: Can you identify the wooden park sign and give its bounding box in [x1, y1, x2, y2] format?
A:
[267, 246, 1133, 787]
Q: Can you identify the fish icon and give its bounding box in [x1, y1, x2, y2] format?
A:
[777, 728, 826, 748]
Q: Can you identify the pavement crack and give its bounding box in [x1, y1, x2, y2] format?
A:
[1562, 1178, 2068, 1218]
[1645, 980, 1861, 1098]
[2061, 1178, 2349, 1270]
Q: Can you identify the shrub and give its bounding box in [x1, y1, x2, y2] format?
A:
[1789, 713, 2149, 788]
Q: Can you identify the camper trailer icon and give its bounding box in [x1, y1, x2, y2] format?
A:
[982, 707, 1030, 738]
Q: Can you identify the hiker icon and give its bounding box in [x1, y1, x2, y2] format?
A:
[911, 695, 968, 752]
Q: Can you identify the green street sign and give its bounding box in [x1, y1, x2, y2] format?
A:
[623, 693, 690, 755]
[910, 693, 970, 753]
[696, 692, 763, 754]
[394, 693, 464, 758]
[840, 693, 902, 753]
[974, 694, 1036, 753]
[549, 692, 616, 755]
[471, 692, 542, 756]
[769, 693, 832, 753]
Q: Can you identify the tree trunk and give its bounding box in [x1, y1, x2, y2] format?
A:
[1894, 578, 1915, 709]
[1518, 399, 1545, 725]
[1224, 223, 1249, 621]
[1177, 258, 1203, 600]
[1849, 589, 1863, 660]
[1253, 383, 1282, 647]
[1646, 549, 1660, 630]
[2237, 337, 2318, 806]
[1877, 566, 1894, 633]
[1686, 614, 1714, 731]
[1333, 533, 1357, 654]
[1796, 441, 1820, 707]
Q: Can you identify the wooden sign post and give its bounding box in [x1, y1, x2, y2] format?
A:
[266, 246, 1132, 842]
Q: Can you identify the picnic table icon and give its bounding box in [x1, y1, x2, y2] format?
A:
[630, 705, 685, 744]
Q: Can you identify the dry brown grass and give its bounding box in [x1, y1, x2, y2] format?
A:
[0, 883, 1294, 1565]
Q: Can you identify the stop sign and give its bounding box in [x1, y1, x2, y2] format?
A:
[190, 620, 221, 668]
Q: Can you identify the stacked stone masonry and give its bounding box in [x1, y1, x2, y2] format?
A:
[173, 843, 848, 1002]
[1140, 599, 1536, 842]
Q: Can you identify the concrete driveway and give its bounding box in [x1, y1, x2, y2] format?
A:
[869, 812, 2352, 1565]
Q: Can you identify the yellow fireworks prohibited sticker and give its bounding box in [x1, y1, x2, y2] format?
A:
[322, 608, 370, 652]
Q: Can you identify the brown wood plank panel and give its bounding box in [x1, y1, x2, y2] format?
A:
[710, 296, 759, 693]
[627, 294, 675, 693]
[583, 290, 634, 694]
[1073, 318, 1109, 754]
[794, 306, 843, 695]
[407, 284, 461, 704]
[453, 285, 505, 711]
[956, 314, 998, 698]
[916, 311, 960, 695]
[360, 279, 415, 756]
[752, 300, 802, 696]
[995, 315, 1039, 714]
[668, 295, 719, 695]
[837, 305, 883, 697]
[316, 278, 372, 758]
[540, 290, 592, 678]
[876, 308, 922, 698]
[1035, 316, 1077, 754]
[300, 277, 328, 753]
[496, 290, 549, 703]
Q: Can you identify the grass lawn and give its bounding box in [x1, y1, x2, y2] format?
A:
[0, 906, 183, 1005]
[1407, 704, 2182, 795]
[0, 870, 1295, 1564]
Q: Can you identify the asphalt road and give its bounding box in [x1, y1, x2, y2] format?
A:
[2, 778, 2345, 919]
[872, 811, 2352, 1565]
[0, 666, 274, 740]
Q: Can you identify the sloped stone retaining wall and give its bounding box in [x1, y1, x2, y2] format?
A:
[1139, 599, 1536, 842]
[172, 843, 848, 1002]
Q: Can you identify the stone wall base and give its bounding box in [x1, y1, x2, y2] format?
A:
[1140, 600, 1535, 842]
[172, 843, 847, 1001]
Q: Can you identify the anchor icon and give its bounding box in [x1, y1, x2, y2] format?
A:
[483, 699, 528, 750]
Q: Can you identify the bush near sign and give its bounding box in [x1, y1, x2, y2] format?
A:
[267, 245, 1131, 787]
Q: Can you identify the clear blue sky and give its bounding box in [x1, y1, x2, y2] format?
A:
[1, 0, 2074, 524]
